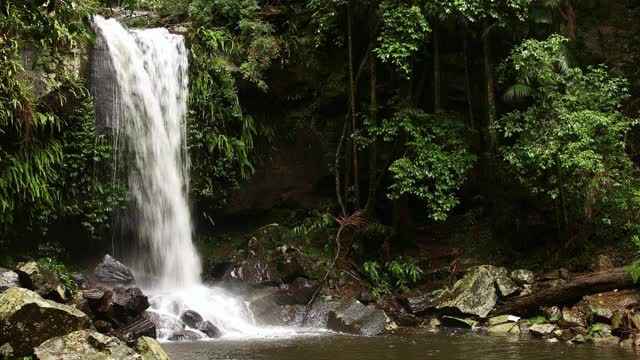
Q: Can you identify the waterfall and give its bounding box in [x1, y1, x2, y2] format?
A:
[91, 16, 302, 339]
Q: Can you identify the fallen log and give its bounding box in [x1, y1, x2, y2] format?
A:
[492, 267, 637, 316]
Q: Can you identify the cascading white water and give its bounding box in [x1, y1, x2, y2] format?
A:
[93, 16, 198, 289]
[91, 16, 306, 340]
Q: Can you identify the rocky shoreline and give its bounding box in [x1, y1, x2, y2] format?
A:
[1, 250, 639, 359]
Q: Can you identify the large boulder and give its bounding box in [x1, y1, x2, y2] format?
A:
[0, 268, 20, 292]
[94, 255, 135, 286]
[304, 300, 340, 328]
[0, 287, 91, 356]
[15, 262, 66, 302]
[327, 298, 392, 336]
[34, 330, 142, 360]
[437, 266, 498, 318]
[111, 287, 150, 321]
[131, 336, 171, 360]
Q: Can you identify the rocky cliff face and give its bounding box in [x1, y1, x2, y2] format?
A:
[578, 0, 640, 94]
[222, 53, 346, 215]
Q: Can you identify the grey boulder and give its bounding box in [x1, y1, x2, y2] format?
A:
[327, 298, 393, 336]
[94, 255, 135, 286]
[437, 265, 498, 318]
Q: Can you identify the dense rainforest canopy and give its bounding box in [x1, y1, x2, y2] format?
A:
[2, 0, 640, 284]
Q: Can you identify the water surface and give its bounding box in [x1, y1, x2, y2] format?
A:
[162, 332, 636, 360]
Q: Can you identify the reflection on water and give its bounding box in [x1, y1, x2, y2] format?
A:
[162, 332, 637, 360]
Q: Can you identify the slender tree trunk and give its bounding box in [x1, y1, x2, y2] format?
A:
[334, 120, 348, 217]
[344, 130, 352, 204]
[463, 34, 474, 129]
[365, 0, 378, 213]
[482, 22, 497, 151]
[347, 0, 360, 209]
[433, 23, 442, 113]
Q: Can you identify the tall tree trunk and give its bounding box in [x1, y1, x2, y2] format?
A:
[365, 0, 378, 213]
[347, 0, 360, 209]
[482, 22, 497, 151]
[433, 23, 442, 113]
[463, 33, 474, 129]
[559, 0, 577, 39]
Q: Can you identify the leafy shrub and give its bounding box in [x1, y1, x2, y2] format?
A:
[363, 258, 423, 296]
[37, 257, 78, 292]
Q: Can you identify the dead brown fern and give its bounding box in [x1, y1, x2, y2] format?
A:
[307, 211, 368, 305]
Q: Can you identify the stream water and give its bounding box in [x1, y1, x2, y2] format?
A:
[162, 332, 638, 360]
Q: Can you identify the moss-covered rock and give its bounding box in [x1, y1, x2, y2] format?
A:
[34, 330, 142, 360]
[437, 266, 498, 318]
[0, 287, 90, 356]
[131, 336, 171, 360]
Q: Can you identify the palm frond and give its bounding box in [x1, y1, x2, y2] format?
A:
[503, 83, 534, 103]
[557, 44, 572, 74]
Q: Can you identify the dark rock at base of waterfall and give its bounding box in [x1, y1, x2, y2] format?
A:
[197, 320, 221, 338]
[111, 287, 150, 320]
[94, 254, 136, 286]
[168, 329, 204, 341]
[180, 310, 204, 328]
[0, 267, 20, 292]
[179, 310, 221, 338]
[15, 261, 67, 302]
[327, 298, 392, 336]
[82, 287, 149, 330]
[116, 316, 157, 342]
